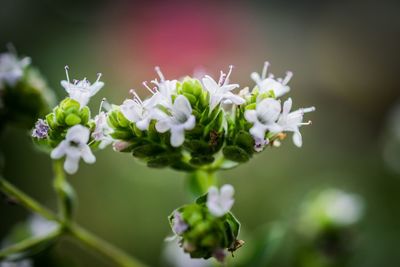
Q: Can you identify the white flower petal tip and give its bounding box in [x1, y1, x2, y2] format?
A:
[61, 66, 104, 108]
[206, 184, 235, 217]
[0, 51, 30, 88]
[50, 125, 95, 175]
[202, 65, 244, 111]
[251, 61, 292, 97]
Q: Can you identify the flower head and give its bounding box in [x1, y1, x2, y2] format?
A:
[32, 119, 49, 139]
[50, 124, 95, 174]
[276, 98, 315, 147]
[149, 66, 178, 108]
[202, 65, 245, 111]
[154, 95, 196, 147]
[61, 66, 104, 108]
[244, 98, 282, 141]
[92, 111, 113, 149]
[251, 61, 292, 97]
[206, 184, 235, 217]
[0, 51, 30, 89]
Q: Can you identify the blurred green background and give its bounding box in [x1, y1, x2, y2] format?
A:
[1, 0, 400, 266]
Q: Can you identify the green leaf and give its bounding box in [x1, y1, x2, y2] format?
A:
[235, 130, 254, 154]
[223, 146, 250, 163]
[132, 144, 165, 158]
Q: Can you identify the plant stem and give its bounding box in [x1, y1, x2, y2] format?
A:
[0, 229, 62, 260]
[67, 223, 147, 267]
[0, 178, 147, 267]
[53, 160, 75, 221]
[0, 177, 58, 221]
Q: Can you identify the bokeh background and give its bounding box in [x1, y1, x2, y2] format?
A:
[1, 0, 400, 266]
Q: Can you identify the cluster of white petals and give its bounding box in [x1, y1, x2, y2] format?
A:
[206, 184, 235, 217]
[245, 62, 315, 148]
[51, 125, 95, 174]
[0, 51, 30, 89]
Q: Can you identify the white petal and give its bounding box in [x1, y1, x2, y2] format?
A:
[244, 110, 257, 123]
[173, 95, 192, 117]
[155, 120, 170, 133]
[170, 128, 185, 147]
[224, 91, 245, 105]
[60, 80, 71, 92]
[64, 156, 79, 174]
[89, 81, 104, 96]
[136, 118, 150, 131]
[202, 76, 219, 93]
[282, 98, 292, 115]
[250, 124, 267, 140]
[50, 141, 67, 159]
[66, 125, 90, 144]
[293, 131, 303, 147]
[183, 115, 196, 130]
[81, 146, 96, 163]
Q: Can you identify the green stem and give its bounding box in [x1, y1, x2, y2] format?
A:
[0, 178, 147, 267]
[53, 160, 75, 221]
[67, 223, 146, 267]
[186, 170, 218, 199]
[0, 229, 62, 260]
[0, 178, 58, 221]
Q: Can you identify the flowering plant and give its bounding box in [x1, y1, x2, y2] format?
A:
[1, 47, 315, 266]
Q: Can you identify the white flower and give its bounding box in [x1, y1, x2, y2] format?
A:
[244, 98, 282, 141]
[163, 239, 210, 267]
[206, 184, 235, 217]
[113, 140, 132, 152]
[50, 125, 96, 174]
[202, 65, 245, 111]
[145, 66, 177, 108]
[251, 61, 292, 97]
[120, 90, 156, 131]
[154, 95, 196, 147]
[92, 111, 113, 149]
[254, 137, 269, 152]
[0, 52, 30, 88]
[28, 214, 59, 237]
[276, 98, 315, 147]
[61, 66, 104, 108]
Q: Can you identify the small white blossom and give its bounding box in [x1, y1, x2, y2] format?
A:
[206, 184, 235, 217]
[163, 239, 210, 267]
[276, 98, 315, 147]
[51, 124, 95, 174]
[149, 67, 178, 108]
[202, 65, 245, 111]
[325, 190, 364, 226]
[28, 214, 59, 237]
[92, 111, 113, 149]
[113, 140, 132, 152]
[154, 95, 196, 147]
[61, 66, 104, 108]
[251, 61, 292, 97]
[244, 98, 281, 141]
[254, 137, 269, 152]
[120, 90, 156, 131]
[0, 52, 30, 89]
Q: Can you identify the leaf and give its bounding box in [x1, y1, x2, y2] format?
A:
[223, 146, 250, 163]
[132, 144, 165, 158]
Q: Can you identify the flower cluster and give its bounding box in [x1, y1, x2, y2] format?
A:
[108, 62, 315, 171]
[32, 66, 105, 174]
[168, 184, 243, 262]
[0, 48, 55, 130]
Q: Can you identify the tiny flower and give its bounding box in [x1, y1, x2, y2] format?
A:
[32, 119, 49, 139]
[202, 65, 245, 111]
[149, 66, 178, 108]
[113, 140, 132, 152]
[172, 211, 188, 235]
[207, 184, 235, 217]
[61, 66, 104, 108]
[28, 214, 59, 237]
[325, 190, 364, 226]
[244, 98, 282, 141]
[120, 90, 155, 130]
[0, 51, 30, 88]
[254, 137, 269, 152]
[154, 95, 196, 147]
[50, 124, 95, 174]
[251, 61, 292, 97]
[276, 98, 315, 147]
[92, 111, 113, 149]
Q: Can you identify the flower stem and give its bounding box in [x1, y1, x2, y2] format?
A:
[0, 178, 147, 267]
[67, 223, 147, 267]
[53, 160, 75, 221]
[0, 229, 62, 260]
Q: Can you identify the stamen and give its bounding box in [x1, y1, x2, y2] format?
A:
[65, 65, 70, 83]
[96, 72, 102, 83]
[262, 61, 270, 79]
[129, 89, 142, 104]
[73, 79, 78, 85]
[300, 120, 312, 125]
[218, 71, 226, 86]
[301, 106, 316, 113]
[99, 98, 107, 113]
[225, 65, 234, 84]
[282, 71, 293, 85]
[143, 81, 156, 94]
[155, 66, 165, 82]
